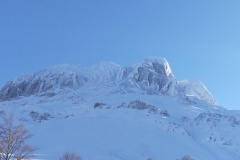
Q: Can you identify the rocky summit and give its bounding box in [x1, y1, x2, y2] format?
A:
[0, 57, 216, 105]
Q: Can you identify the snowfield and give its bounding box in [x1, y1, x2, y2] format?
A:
[0, 57, 239, 160]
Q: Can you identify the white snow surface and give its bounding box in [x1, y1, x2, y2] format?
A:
[0, 88, 239, 160]
[176, 80, 217, 105]
[0, 57, 237, 160]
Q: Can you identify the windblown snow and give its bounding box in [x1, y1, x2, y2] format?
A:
[0, 57, 239, 160]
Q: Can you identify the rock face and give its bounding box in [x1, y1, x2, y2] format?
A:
[0, 57, 217, 105]
[124, 57, 176, 95]
[0, 65, 81, 101]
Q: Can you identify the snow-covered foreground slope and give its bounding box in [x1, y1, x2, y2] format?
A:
[0, 89, 240, 160]
[0, 57, 239, 159]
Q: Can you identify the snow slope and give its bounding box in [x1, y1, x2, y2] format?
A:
[0, 57, 238, 160]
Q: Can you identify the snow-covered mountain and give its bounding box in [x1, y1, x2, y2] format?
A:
[0, 57, 239, 160]
[0, 57, 216, 105]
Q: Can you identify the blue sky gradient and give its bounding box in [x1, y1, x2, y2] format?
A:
[0, 0, 240, 109]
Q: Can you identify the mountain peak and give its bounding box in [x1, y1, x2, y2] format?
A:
[0, 57, 217, 105]
[91, 61, 121, 71]
[142, 56, 173, 77]
[144, 56, 167, 62]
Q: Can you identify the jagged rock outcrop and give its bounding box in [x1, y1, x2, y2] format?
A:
[0, 67, 80, 101]
[122, 57, 176, 95]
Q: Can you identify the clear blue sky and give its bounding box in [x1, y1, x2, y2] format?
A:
[0, 0, 240, 109]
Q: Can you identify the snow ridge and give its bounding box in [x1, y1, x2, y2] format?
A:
[0, 57, 216, 105]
